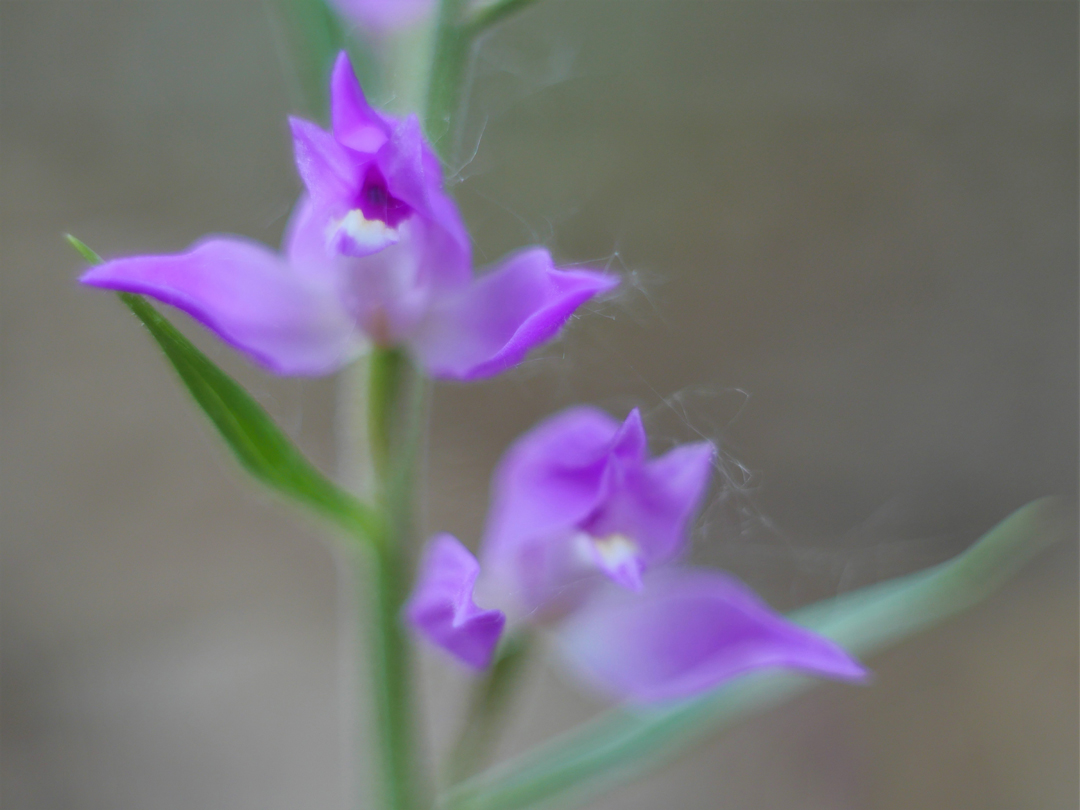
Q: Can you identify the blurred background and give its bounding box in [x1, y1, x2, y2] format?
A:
[2, 1, 1077, 808]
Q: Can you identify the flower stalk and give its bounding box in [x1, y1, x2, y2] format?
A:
[424, 0, 470, 154]
[361, 348, 428, 810]
[448, 633, 533, 784]
[351, 1, 557, 802]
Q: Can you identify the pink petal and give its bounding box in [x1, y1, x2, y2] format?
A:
[330, 52, 392, 153]
[404, 534, 506, 670]
[373, 115, 472, 290]
[410, 248, 619, 380]
[583, 440, 715, 566]
[289, 116, 364, 213]
[482, 407, 622, 557]
[558, 567, 868, 703]
[80, 237, 364, 376]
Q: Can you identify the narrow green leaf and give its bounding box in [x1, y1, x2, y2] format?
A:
[67, 233, 103, 265]
[68, 235, 379, 544]
[444, 498, 1066, 810]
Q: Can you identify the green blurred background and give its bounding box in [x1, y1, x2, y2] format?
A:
[2, 1, 1077, 808]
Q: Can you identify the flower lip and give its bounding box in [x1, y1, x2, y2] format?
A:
[326, 166, 413, 258]
[329, 210, 401, 257]
[582, 532, 645, 592]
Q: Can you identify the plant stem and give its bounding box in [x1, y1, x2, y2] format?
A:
[367, 348, 408, 500]
[348, 0, 549, 801]
[363, 538, 421, 810]
[361, 347, 429, 810]
[424, 0, 470, 154]
[424, 0, 546, 155]
[448, 633, 533, 783]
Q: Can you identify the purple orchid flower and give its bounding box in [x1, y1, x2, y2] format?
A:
[407, 406, 712, 669]
[327, 0, 435, 34]
[405, 406, 866, 701]
[80, 53, 617, 380]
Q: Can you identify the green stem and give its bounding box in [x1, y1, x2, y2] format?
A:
[350, 0, 548, 802]
[367, 348, 408, 500]
[363, 539, 421, 810]
[423, 0, 546, 154]
[424, 0, 470, 153]
[448, 634, 533, 783]
[361, 347, 429, 810]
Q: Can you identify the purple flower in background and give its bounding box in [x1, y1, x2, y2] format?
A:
[404, 406, 866, 700]
[557, 567, 867, 702]
[328, 0, 435, 34]
[80, 53, 617, 380]
[406, 406, 713, 669]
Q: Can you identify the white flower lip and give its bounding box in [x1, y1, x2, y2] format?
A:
[330, 209, 402, 256]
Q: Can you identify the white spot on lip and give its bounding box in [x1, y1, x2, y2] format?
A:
[576, 532, 644, 590]
[591, 534, 639, 569]
[329, 209, 401, 256]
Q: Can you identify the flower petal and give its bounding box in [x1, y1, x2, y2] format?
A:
[411, 248, 619, 380]
[483, 407, 623, 554]
[283, 195, 336, 269]
[478, 407, 625, 615]
[290, 116, 364, 213]
[404, 534, 506, 670]
[558, 567, 868, 703]
[330, 52, 393, 153]
[80, 237, 364, 376]
[586, 533, 646, 592]
[374, 115, 472, 290]
[608, 408, 647, 463]
[584, 440, 715, 566]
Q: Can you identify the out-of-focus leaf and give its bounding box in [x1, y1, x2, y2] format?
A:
[68, 235, 378, 545]
[444, 498, 1067, 810]
[271, 0, 380, 117]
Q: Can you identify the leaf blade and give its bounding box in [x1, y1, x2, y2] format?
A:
[69, 235, 378, 544]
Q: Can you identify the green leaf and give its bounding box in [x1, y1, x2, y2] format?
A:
[444, 498, 1067, 810]
[68, 235, 379, 545]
